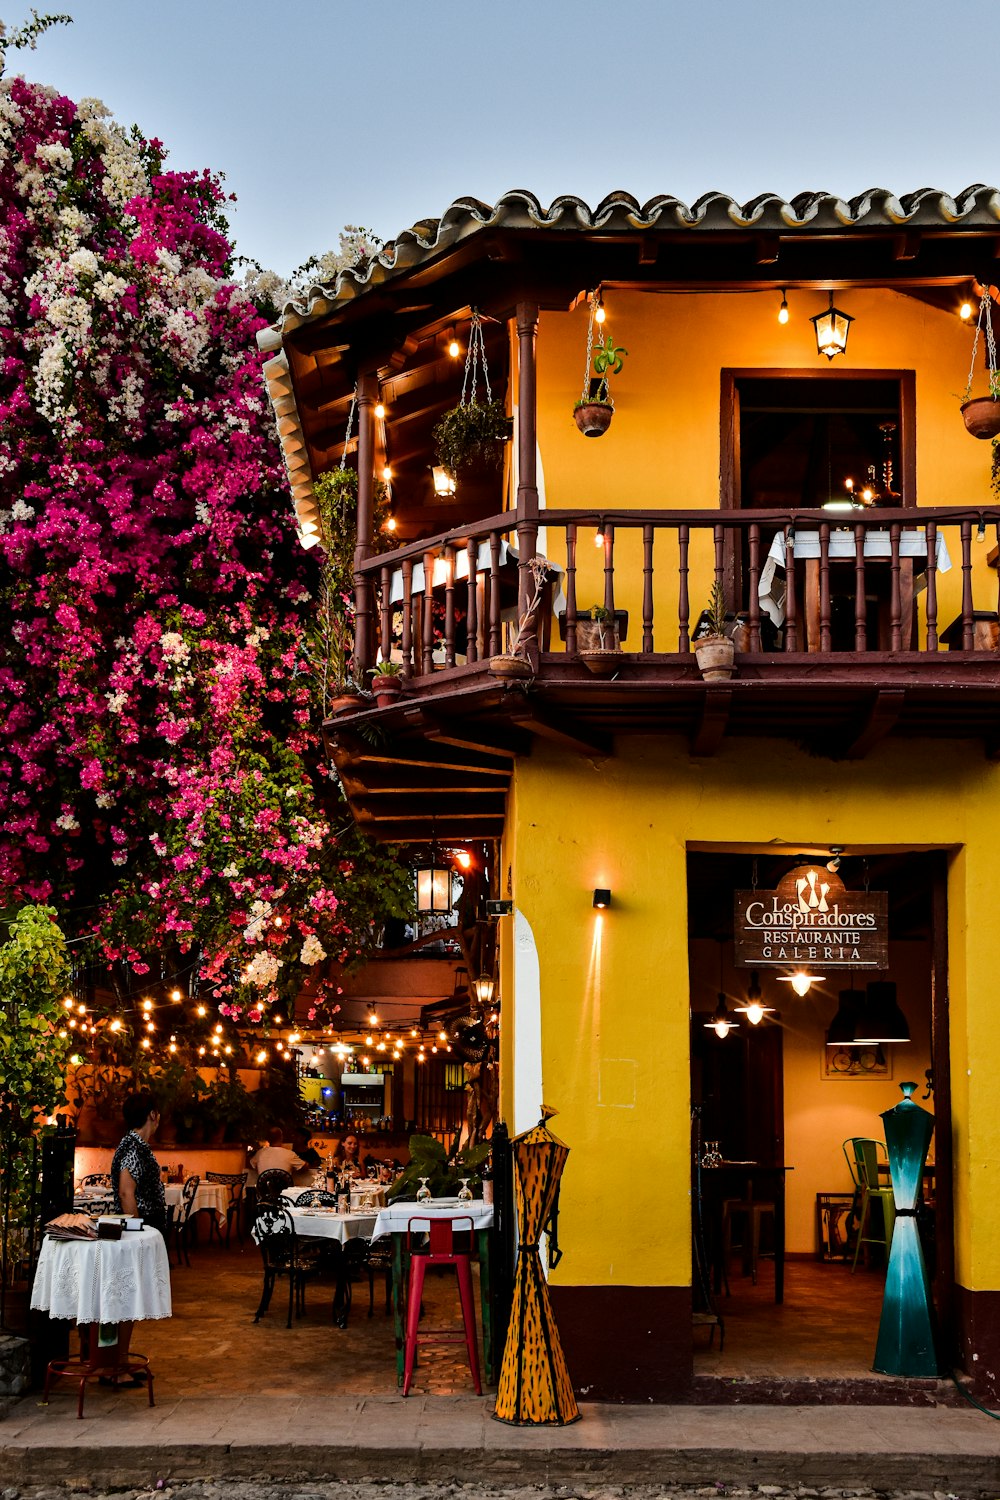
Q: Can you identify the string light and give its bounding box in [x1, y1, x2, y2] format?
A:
[171, 988, 182, 1002]
[256, 1049, 268, 1064]
[778, 289, 789, 325]
[375, 401, 386, 420]
[960, 300, 974, 320]
[62, 997, 74, 1010]
[141, 1037, 151, 1050]
[448, 338, 460, 358]
[196, 1004, 207, 1017]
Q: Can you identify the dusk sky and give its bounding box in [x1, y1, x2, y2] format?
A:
[15, 0, 1000, 276]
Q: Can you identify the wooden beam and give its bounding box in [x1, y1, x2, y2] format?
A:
[690, 687, 732, 757]
[841, 688, 906, 759]
[401, 707, 530, 758]
[342, 749, 511, 776]
[507, 703, 612, 757]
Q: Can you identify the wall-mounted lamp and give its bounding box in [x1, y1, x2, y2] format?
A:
[777, 289, 790, 325]
[593, 888, 611, 910]
[473, 973, 496, 1007]
[448, 338, 460, 359]
[432, 465, 457, 497]
[826, 847, 843, 873]
[375, 400, 386, 420]
[811, 293, 854, 360]
[960, 300, 974, 321]
[705, 994, 739, 1039]
[778, 969, 825, 997]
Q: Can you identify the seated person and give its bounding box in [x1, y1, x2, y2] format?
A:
[250, 1127, 305, 1182]
[290, 1126, 322, 1186]
[332, 1131, 363, 1178]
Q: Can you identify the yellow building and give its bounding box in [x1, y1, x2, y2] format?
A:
[261, 188, 1000, 1401]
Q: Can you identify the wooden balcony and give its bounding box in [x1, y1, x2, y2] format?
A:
[328, 506, 1000, 840]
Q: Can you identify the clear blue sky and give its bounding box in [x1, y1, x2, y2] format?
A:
[16, 0, 1000, 276]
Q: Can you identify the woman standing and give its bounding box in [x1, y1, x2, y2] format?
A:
[111, 1090, 167, 1235]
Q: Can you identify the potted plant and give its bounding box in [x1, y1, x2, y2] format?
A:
[370, 657, 404, 705]
[574, 298, 628, 437]
[694, 580, 736, 682]
[433, 309, 512, 481]
[578, 605, 623, 675]
[489, 555, 552, 680]
[960, 291, 1000, 439]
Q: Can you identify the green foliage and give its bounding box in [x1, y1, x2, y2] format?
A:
[0, 905, 71, 1126]
[589, 605, 613, 624]
[705, 578, 727, 638]
[387, 1132, 492, 1200]
[309, 467, 393, 708]
[593, 335, 628, 379]
[371, 658, 402, 678]
[433, 399, 512, 479]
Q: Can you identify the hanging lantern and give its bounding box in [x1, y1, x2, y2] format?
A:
[811, 294, 854, 360]
[416, 848, 454, 914]
[473, 972, 496, 1008]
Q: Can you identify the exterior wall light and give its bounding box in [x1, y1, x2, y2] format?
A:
[474, 973, 496, 1007]
[811, 294, 854, 359]
[593, 888, 611, 909]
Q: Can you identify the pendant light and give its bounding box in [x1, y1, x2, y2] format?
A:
[705, 993, 739, 1039]
[734, 970, 775, 1026]
[826, 988, 861, 1046]
[853, 980, 910, 1044]
[777, 969, 825, 997]
[415, 838, 454, 914]
[811, 293, 854, 360]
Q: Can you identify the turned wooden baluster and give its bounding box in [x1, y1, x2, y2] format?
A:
[785, 528, 798, 652]
[411, 590, 421, 677]
[748, 524, 761, 652]
[678, 524, 690, 653]
[422, 548, 435, 674]
[380, 565, 392, 664]
[603, 523, 616, 617]
[465, 540, 478, 663]
[925, 522, 938, 652]
[400, 559, 413, 678]
[819, 522, 831, 653]
[642, 523, 654, 653]
[854, 525, 867, 652]
[713, 524, 725, 603]
[443, 545, 455, 668]
[489, 533, 502, 656]
[960, 520, 974, 649]
[890, 523, 902, 651]
[565, 524, 578, 656]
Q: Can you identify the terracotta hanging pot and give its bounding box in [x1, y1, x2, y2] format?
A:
[573, 402, 614, 438]
[961, 397, 1000, 439]
[488, 653, 533, 680]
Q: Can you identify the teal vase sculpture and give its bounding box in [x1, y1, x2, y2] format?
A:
[872, 1081, 941, 1377]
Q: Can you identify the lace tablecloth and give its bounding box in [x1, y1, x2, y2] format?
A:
[31, 1228, 172, 1323]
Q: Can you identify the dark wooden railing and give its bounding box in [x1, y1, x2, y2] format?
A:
[354, 506, 1000, 677]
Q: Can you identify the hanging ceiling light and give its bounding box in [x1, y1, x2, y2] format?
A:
[733, 970, 775, 1026]
[705, 993, 739, 1039]
[853, 980, 910, 1044]
[416, 842, 454, 914]
[826, 989, 861, 1046]
[473, 972, 496, 1008]
[432, 465, 457, 497]
[778, 969, 825, 997]
[777, 289, 790, 325]
[811, 293, 854, 359]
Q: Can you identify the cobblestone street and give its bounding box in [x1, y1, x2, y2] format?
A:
[0, 1484, 977, 1500]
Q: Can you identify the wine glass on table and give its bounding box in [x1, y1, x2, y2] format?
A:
[457, 1178, 473, 1203]
[416, 1177, 432, 1203]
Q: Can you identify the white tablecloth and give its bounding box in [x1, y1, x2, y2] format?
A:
[372, 1198, 493, 1238]
[164, 1182, 230, 1223]
[281, 1184, 387, 1210]
[31, 1228, 172, 1324]
[287, 1208, 377, 1244]
[759, 527, 953, 627]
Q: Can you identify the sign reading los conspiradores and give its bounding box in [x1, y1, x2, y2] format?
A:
[734, 865, 888, 969]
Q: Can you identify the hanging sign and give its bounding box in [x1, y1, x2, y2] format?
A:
[734, 865, 887, 969]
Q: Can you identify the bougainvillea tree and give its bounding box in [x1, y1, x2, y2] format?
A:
[0, 47, 412, 1028]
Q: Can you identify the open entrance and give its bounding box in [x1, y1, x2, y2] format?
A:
[687, 847, 950, 1396]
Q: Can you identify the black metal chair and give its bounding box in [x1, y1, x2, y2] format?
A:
[206, 1170, 248, 1246]
[255, 1167, 293, 1210]
[364, 1235, 394, 1318]
[293, 1189, 337, 1208]
[168, 1174, 200, 1267]
[252, 1204, 323, 1328]
[80, 1172, 112, 1190]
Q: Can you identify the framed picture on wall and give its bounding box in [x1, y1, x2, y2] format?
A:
[822, 1043, 891, 1080]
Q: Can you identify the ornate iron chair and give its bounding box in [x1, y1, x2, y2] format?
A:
[293, 1189, 338, 1207]
[251, 1203, 323, 1328]
[206, 1169, 248, 1246]
[168, 1174, 200, 1268]
[80, 1172, 112, 1190]
[255, 1167, 293, 1206]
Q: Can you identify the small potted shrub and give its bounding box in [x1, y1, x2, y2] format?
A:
[578, 605, 622, 675]
[694, 581, 736, 682]
[370, 658, 404, 705]
[574, 333, 628, 437]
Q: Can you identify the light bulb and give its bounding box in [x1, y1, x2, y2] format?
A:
[454, 849, 472, 870]
[778, 289, 789, 325]
[382, 465, 392, 482]
[168, 1042, 177, 1053]
[141, 1037, 151, 1050]
[63, 997, 73, 1009]
[142, 998, 152, 1012]
[171, 988, 182, 1001]
[375, 401, 386, 419]
[714, 1019, 731, 1039]
[385, 516, 397, 532]
[110, 1019, 122, 1032]
[745, 1002, 765, 1026]
[196, 1004, 206, 1017]
[595, 302, 606, 325]
[438, 1030, 447, 1041]
[448, 339, 460, 358]
[594, 529, 604, 548]
[256, 1050, 267, 1064]
[960, 301, 974, 320]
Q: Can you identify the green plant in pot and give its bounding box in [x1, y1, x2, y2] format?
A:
[387, 1133, 492, 1200]
[433, 309, 512, 482]
[960, 290, 1000, 439]
[370, 657, 404, 704]
[574, 297, 629, 437]
[694, 579, 735, 681]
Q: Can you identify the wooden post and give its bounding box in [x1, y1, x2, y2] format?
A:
[354, 372, 377, 674]
[516, 301, 539, 618]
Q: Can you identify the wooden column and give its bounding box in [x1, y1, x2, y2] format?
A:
[515, 301, 539, 618]
[353, 371, 377, 674]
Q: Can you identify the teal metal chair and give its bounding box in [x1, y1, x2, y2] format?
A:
[843, 1137, 895, 1272]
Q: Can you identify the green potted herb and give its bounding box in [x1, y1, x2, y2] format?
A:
[574, 333, 629, 437]
[694, 580, 735, 681]
[370, 657, 404, 705]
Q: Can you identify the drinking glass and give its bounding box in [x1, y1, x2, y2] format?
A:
[416, 1176, 432, 1203]
[457, 1177, 473, 1203]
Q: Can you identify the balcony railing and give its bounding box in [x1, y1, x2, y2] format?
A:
[354, 507, 1000, 677]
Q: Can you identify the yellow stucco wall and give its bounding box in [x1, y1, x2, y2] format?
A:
[502, 735, 1000, 1294]
[531, 289, 994, 641]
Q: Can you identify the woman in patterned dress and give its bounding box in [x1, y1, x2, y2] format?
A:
[111, 1090, 167, 1235]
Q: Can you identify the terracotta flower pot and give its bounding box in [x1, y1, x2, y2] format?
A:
[694, 636, 736, 681]
[573, 402, 614, 437]
[580, 648, 622, 676]
[961, 397, 1000, 439]
[373, 677, 402, 706]
[489, 654, 533, 680]
[328, 690, 364, 715]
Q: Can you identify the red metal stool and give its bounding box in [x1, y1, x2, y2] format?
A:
[402, 1214, 481, 1397]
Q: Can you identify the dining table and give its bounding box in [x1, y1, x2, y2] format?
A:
[164, 1180, 230, 1226]
[370, 1197, 495, 1386]
[697, 1162, 794, 1304]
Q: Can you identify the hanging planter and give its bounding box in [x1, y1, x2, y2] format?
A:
[433, 311, 512, 481]
[573, 292, 628, 437]
[961, 288, 1000, 439]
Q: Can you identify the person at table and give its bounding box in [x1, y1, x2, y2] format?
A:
[111, 1090, 167, 1235]
[332, 1132, 363, 1178]
[250, 1126, 305, 1180]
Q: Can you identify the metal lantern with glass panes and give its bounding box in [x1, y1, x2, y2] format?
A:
[416, 850, 454, 914]
[811, 294, 854, 360]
